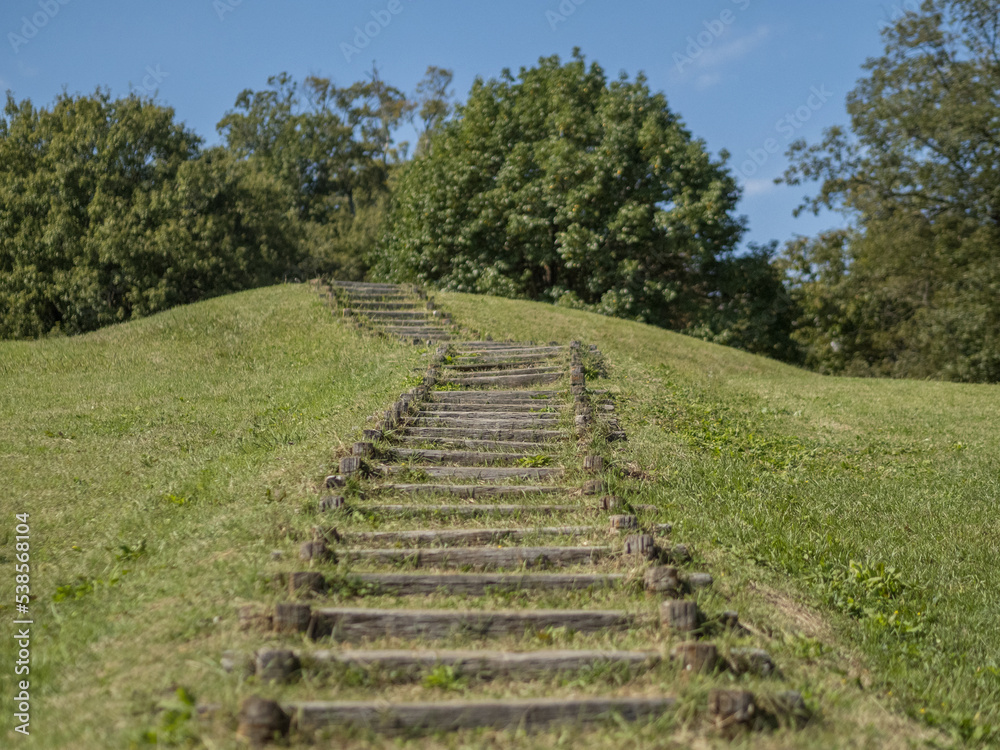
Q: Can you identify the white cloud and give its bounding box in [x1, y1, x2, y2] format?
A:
[671, 25, 771, 88]
[742, 178, 779, 197]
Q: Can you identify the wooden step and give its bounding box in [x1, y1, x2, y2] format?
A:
[335, 526, 596, 546]
[420, 401, 567, 417]
[377, 466, 565, 480]
[387, 449, 553, 465]
[453, 346, 566, 355]
[447, 373, 563, 388]
[286, 696, 676, 735]
[408, 420, 561, 432]
[393, 437, 563, 451]
[401, 428, 565, 442]
[341, 572, 624, 595]
[373, 484, 567, 498]
[292, 606, 639, 640]
[430, 390, 559, 401]
[417, 410, 560, 420]
[343, 545, 612, 569]
[449, 359, 562, 371]
[348, 504, 585, 518]
[443, 365, 565, 378]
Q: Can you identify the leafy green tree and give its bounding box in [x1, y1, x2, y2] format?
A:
[781, 0, 1000, 381]
[375, 51, 790, 351]
[0, 91, 300, 339]
[218, 67, 422, 276]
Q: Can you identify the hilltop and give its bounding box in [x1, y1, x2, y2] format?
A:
[1, 283, 997, 747]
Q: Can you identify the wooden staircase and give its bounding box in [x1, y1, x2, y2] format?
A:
[224, 282, 808, 746]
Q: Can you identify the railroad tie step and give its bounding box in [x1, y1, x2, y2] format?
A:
[387, 448, 556, 465]
[416, 403, 567, 413]
[392, 437, 567, 451]
[373, 483, 568, 497]
[285, 571, 625, 597]
[400, 428, 565, 442]
[241, 696, 678, 740]
[415, 410, 561, 420]
[327, 526, 597, 547]
[446, 373, 564, 388]
[341, 545, 613, 569]
[345, 503, 587, 518]
[275, 605, 640, 640]
[376, 466, 565, 480]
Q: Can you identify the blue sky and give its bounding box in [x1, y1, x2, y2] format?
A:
[0, 0, 913, 249]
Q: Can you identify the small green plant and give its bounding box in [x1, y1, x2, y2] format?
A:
[111, 540, 147, 562]
[516, 455, 553, 468]
[422, 664, 464, 691]
[138, 686, 198, 746]
[53, 574, 123, 602]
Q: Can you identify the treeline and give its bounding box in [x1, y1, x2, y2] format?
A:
[0, 65, 453, 338]
[3, 0, 998, 384]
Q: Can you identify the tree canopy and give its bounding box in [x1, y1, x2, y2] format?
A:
[374, 52, 793, 355]
[0, 91, 300, 339]
[781, 0, 1000, 381]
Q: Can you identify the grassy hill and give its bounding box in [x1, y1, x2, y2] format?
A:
[1, 283, 998, 747]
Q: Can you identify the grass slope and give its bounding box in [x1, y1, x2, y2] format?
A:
[441, 291, 1000, 745]
[0, 284, 422, 747]
[1, 284, 997, 747]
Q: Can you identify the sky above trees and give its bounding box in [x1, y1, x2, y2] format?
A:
[0, 0, 910, 250]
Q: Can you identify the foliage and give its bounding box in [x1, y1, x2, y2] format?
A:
[0, 91, 301, 339]
[781, 0, 1000, 381]
[218, 66, 453, 276]
[374, 51, 796, 357]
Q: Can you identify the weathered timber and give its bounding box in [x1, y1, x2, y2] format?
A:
[237, 697, 290, 745]
[610, 515, 639, 530]
[401, 428, 565, 442]
[661, 600, 702, 634]
[339, 572, 623, 595]
[290, 696, 677, 735]
[443, 365, 565, 378]
[394, 437, 562, 452]
[644, 566, 682, 596]
[709, 690, 756, 728]
[356, 504, 585, 518]
[342, 545, 613, 569]
[377, 466, 565, 481]
[301, 607, 638, 640]
[430, 389, 558, 400]
[446, 373, 563, 388]
[409, 417, 561, 429]
[623, 534, 657, 559]
[387, 449, 547, 466]
[583, 455, 604, 473]
[671, 642, 719, 674]
[339, 456, 362, 475]
[413, 402, 565, 413]
[373, 483, 566, 498]
[415, 410, 560, 421]
[336, 526, 594, 546]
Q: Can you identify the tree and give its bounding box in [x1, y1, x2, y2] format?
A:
[218, 68, 422, 275]
[374, 52, 793, 354]
[0, 91, 300, 339]
[781, 0, 1000, 381]
[414, 65, 455, 155]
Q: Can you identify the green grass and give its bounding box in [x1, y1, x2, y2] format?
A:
[0, 284, 422, 748]
[440, 290, 1000, 746]
[2, 283, 998, 747]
